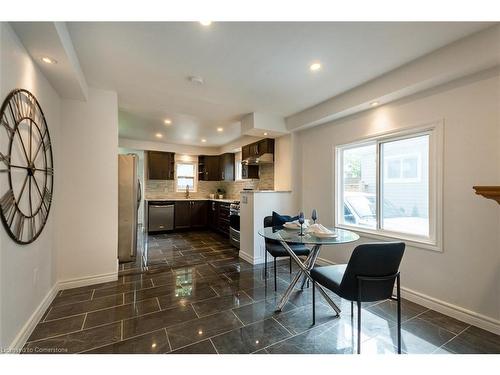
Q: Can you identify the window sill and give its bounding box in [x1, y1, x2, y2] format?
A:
[336, 224, 442, 252]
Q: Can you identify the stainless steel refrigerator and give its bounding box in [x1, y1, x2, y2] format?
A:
[118, 154, 141, 262]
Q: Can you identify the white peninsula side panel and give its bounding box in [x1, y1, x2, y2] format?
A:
[239, 191, 295, 264]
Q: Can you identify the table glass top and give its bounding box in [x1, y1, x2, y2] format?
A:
[258, 226, 360, 245]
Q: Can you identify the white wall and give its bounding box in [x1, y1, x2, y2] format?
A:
[296, 70, 500, 331]
[274, 134, 292, 191]
[0, 23, 61, 348]
[57, 88, 119, 286]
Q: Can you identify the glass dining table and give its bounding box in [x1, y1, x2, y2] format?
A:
[258, 226, 360, 315]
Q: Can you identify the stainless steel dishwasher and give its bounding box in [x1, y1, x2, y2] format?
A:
[148, 202, 174, 232]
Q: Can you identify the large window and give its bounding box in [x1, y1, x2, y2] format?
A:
[336, 126, 441, 248]
[176, 163, 196, 192]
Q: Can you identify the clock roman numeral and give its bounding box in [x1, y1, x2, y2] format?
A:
[44, 187, 52, 207]
[1, 190, 16, 226]
[13, 213, 25, 240]
[1, 114, 15, 139]
[26, 94, 36, 119]
[43, 131, 51, 151]
[28, 216, 36, 242]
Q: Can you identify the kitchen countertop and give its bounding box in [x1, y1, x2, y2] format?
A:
[145, 198, 238, 203]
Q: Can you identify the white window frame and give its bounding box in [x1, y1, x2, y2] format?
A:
[176, 162, 197, 192]
[334, 121, 443, 252]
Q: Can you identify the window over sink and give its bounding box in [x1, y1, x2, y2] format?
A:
[176, 162, 196, 192]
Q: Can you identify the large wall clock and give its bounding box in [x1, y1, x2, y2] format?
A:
[0, 89, 54, 244]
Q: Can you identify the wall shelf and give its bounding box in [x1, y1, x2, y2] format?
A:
[473, 186, 500, 204]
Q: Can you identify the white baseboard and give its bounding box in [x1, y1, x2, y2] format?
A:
[8, 271, 119, 352]
[238, 251, 284, 265]
[400, 287, 500, 335]
[57, 271, 118, 290]
[317, 256, 500, 335]
[8, 284, 59, 353]
[238, 250, 257, 265]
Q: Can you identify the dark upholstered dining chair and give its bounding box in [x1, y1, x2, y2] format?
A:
[263, 216, 311, 291]
[310, 242, 405, 354]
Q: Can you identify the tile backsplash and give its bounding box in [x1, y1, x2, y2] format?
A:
[145, 164, 274, 200]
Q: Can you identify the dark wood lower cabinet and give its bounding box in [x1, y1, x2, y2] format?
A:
[174, 201, 192, 229]
[208, 201, 219, 231]
[191, 201, 208, 228]
[218, 203, 231, 236]
[171, 200, 230, 237]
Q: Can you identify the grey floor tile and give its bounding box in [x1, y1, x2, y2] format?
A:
[367, 298, 428, 323]
[166, 310, 243, 350]
[232, 299, 297, 325]
[28, 314, 85, 342]
[84, 298, 160, 329]
[211, 318, 292, 354]
[192, 293, 254, 317]
[122, 304, 197, 339]
[442, 326, 500, 354]
[85, 329, 170, 354]
[378, 317, 456, 354]
[418, 309, 470, 335]
[23, 322, 121, 354]
[170, 339, 218, 354]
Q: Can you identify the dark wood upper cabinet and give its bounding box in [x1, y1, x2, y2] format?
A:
[241, 138, 275, 158]
[204, 155, 220, 181]
[219, 153, 235, 181]
[257, 138, 274, 155]
[241, 145, 250, 160]
[147, 151, 175, 180]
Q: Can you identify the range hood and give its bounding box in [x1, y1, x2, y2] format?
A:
[242, 152, 274, 165]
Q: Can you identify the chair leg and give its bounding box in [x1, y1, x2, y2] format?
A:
[289, 256, 292, 274]
[357, 300, 361, 354]
[397, 274, 402, 354]
[264, 251, 268, 280]
[357, 277, 362, 354]
[351, 301, 354, 318]
[274, 258, 277, 292]
[312, 281, 316, 325]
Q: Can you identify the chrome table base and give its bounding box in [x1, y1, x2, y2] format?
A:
[275, 242, 341, 315]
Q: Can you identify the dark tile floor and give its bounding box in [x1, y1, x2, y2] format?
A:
[23, 231, 500, 354]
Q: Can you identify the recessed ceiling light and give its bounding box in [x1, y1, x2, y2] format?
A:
[155, 133, 163, 138]
[309, 62, 321, 71]
[199, 21, 212, 26]
[370, 101, 379, 107]
[164, 119, 172, 125]
[41, 57, 57, 64]
[217, 127, 223, 132]
[201, 139, 207, 143]
[263, 132, 268, 136]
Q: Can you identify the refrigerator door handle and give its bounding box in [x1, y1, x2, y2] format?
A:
[137, 179, 142, 205]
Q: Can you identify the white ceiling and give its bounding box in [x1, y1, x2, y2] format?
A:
[67, 22, 490, 146]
